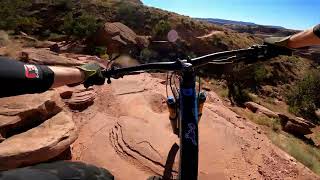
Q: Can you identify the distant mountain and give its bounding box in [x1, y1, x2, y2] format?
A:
[196, 18, 299, 37]
[196, 18, 285, 29]
[197, 18, 256, 26]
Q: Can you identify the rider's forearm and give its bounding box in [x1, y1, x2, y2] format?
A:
[0, 57, 85, 97]
[48, 66, 85, 88]
[287, 24, 320, 48]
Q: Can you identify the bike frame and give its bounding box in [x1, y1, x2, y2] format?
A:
[178, 68, 199, 179]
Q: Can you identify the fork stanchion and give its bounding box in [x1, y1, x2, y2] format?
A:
[167, 96, 178, 135]
[198, 91, 207, 123]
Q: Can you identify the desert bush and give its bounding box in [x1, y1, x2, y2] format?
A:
[152, 20, 171, 39]
[0, 31, 11, 46]
[232, 87, 252, 105]
[61, 12, 102, 38]
[226, 78, 252, 105]
[241, 109, 282, 131]
[54, 0, 75, 10]
[73, 13, 101, 37]
[0, 14, 40, 34]
[92, 46, 107, 57]
[269, 132, 320, 175]
[116, 2, 145, 29]
[47, 33, 67, 41]
[0, 0, 39, 33]
[140, 48, 153, 63]
[85, 44, 108, 57]
[287, 70, 320, 123]
[253, 64, 271, 84]
[13, 17, 41, 33]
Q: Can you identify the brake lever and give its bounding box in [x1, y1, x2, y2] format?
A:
[104, 67, 146, 84]
[233, 45, 267, 64]
[263, 43, 293, 58]
[241, 44, 293, 63]
[104, 66, 125, 84]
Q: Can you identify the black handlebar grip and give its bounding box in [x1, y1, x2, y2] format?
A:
[264, 43, 293, 58]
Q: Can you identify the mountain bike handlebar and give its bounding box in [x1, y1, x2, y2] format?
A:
[103, 44, 292, 82]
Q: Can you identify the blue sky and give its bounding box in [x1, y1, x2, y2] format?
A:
[141, 0, 319, 30]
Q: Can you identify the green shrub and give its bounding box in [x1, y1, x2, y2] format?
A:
[140, 48, 153, 63]
[0, 0, 37, 33]
[61, 12, 74, 35]
[92, 46, 107, 56]
[253, 65, 269, 83]
[85, 44, 108, 57]
[287, 70, 320, 123]
[47, 33, 67, 41]
[14, 17, 41, 33]
[0, 14, 40, 34]
[241, 109, 281, 131]
[227, 81, 252, 105]
[116, 2, 145, 29]
[61, 12, 102, 38]
[73, 14, 100, 37]
[152, 20, 171, 39]
[54, 0, 75, 10]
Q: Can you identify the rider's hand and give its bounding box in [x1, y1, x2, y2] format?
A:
[263, 36, 293, 57]
[77, 63, 105, 88]
[264, 36, 291, 47]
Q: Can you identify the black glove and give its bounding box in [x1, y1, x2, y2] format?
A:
[264, 36, 291, 47]
[264, 36, 293, 58]
[77, 63, 105, 88]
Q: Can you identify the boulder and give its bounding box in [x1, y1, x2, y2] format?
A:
[20, 48, 83, 66]
[34, 41, 57, 49]
[94, 22, 149, 55]
[49, 43, 60, 53]
[59, 41, 86, 54]
[278, 114, 315, 136]
[0, 111, 77, 170]
[244, 102, 278, 118]
[0, 91, 62, 138]
[0, 91, 78, 170]
[306, 126, 320, 147]
[59, 87, 96, 111]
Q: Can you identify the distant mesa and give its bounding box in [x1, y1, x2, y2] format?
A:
[196, 18, 285, 29]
